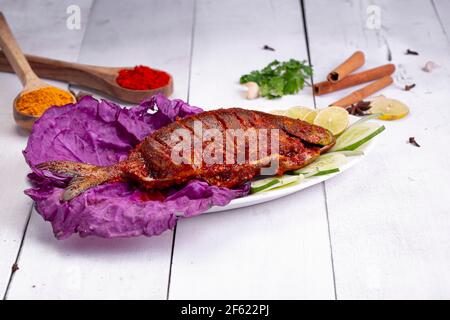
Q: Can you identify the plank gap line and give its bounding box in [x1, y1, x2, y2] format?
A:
[300, 0, 337, 300]
[299, 0, 316, 107]
[166, 0, 197, 300]
[321, 182, 338, 300]
[2, 204, 33, 300]
[431, 0, 450, 43]
[186, 0, 198, 104]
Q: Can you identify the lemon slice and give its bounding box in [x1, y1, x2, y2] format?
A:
[302, 110, 317, 124]
[313, 106, 349, 135]
[287, 106, 314, 119]
[270, 109, 288, 116]
[369, 97, 409, 120]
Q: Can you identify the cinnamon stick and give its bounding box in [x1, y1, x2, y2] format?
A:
[330, 76, 393, 107]
[327, 51, 365, 83]
[315, 64, 395, 96]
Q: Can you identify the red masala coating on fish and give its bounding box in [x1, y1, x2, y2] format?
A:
[124, 108, 335, 189]
[38, 108, 335, 201]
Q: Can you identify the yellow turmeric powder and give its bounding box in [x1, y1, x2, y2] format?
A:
[16, 86, 74, 117]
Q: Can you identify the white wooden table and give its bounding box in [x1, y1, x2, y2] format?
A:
[1, 0, 450, 300]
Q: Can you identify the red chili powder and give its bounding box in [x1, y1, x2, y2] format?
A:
[116, 65, 170, 90]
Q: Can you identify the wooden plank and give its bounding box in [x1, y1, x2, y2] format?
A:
[0, 0, 93, 297]
[72, 0, 193, 103]
[168, 0, 335, 299]
[306, 0, 450, 299]
[433, 0, 450, 43]
[6, 0, 195, 299]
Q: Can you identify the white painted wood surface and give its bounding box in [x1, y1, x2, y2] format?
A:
[306, 0, 450, 299]
[0, 0, 449, 300]
[0, 0, 93, 298]
[5, 0, 195, 299]
[168, 0, 335, 300]
[433, 0, 450, 43]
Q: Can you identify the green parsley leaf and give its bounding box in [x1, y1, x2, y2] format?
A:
[239, 59, 313, 99]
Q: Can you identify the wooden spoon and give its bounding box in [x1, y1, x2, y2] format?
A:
[0, 54, 174, 105]
[0, 52, 174, 104]
[0, 12, 76, 131]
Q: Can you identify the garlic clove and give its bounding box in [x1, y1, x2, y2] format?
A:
[244, 82, 260, 99]
[422, 61, 438, 72]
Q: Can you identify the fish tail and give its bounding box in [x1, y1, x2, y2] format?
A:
[37, 160, 122, 201]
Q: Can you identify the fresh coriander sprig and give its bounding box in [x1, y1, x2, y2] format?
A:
[240, 59, 313, 99]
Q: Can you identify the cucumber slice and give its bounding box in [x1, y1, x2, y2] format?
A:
[301, 167, 340, 178]
[300, 168, 340, 178]
[250, 178, 279, 193]
[331, 122, 385, 152]
[328, 150, 364, 157]
[270, 175, 304, 191]
[293, 153, 347, 175]
[346, 113, 383, 130]
[250, 175, 300, 194]
[311, 168, 340, 176]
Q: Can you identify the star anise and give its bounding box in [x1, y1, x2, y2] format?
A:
[346, 100, 372, 116]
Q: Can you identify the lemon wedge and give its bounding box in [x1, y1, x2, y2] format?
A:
[313, 106, 349, 135]
[369, 97, 409, 120]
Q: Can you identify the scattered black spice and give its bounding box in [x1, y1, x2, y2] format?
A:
[346, 100, 372, 116]
[262, 45, 275, 51]
[409, 137, 421, 147]
[405, 49, 419, 55]
[386, 44, 392, 62]
[11, 263, 19, 274]
[404, 84, 416, 91]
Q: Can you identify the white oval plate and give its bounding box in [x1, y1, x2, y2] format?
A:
[206, 116, 379, 213]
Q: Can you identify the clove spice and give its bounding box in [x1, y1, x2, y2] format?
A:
[262, 45, 275, 51]
[409, 137, 420, 147]
[405, 49, 419, 55]
[11, 263, 19, 274]
[404, 84, 416, 91]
